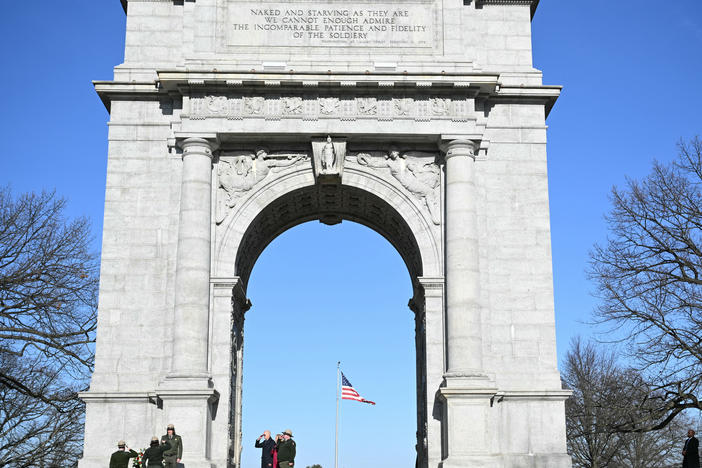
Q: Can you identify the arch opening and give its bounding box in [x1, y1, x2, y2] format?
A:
[228, 180, 435, 468]
[240, 221, 417, 468]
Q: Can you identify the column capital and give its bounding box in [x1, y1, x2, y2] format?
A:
[180, 137, 218, 159]
[440, 139, 478, 160]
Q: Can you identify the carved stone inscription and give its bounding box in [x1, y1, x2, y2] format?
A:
[228, 1, 435, 49]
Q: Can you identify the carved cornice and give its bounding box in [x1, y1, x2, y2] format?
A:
[120, 0, 178, 14]
[156, 70, 501, 94]
[94, 72, 560, 116]
[475, 0, 540, 19]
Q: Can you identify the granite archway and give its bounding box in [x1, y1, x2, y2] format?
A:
[210, 143, 443, 467]
[79, 1, 573, 467]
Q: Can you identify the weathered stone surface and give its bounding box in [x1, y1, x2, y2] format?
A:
[80, 0, 569, 467]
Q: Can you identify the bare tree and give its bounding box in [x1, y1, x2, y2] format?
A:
[588, 137, 702, 431]
[563, 339, 623, 467]
[0, 187, 98, 466]
[563, 339, 689, 468]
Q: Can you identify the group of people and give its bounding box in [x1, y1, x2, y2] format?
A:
[109, 424, 183, 468]
[255, 429, 297, 468]
[106, 424, 696, 468]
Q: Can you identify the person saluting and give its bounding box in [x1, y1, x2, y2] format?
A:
[109, 440, 138, 468]
[276, 429, 296, 468]
[255, 430, 275, 468]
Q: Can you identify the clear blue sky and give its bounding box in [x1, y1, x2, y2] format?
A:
[1, 1, 701, 467]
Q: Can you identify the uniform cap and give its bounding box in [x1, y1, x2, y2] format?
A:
[283, 429, 293, 437]
[151, 437, 159, 442]
[167, 424, 175, 430]
[118, 440, 126, 447]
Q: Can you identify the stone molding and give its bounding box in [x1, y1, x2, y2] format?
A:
[187, 93, 476, 123]
[79, 391, 153, 402]
[93, 74, 560, 117]
[494, 389, 572, 401]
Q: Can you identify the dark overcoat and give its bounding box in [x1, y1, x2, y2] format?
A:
[684, 436, 700, 468]
[255, 437, 276, 467]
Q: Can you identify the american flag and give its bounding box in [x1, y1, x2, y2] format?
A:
[341, 372, 376, 405]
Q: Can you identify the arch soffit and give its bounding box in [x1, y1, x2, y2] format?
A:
[214, 166, 442, 287]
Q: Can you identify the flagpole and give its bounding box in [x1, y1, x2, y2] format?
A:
[335, 361, 340, 468]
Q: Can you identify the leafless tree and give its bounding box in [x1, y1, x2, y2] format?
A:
[588, 137, 702, 431]
[0, 187, 98, 466]
[563, 339, 624, 467]
[563, 339, 690, 468]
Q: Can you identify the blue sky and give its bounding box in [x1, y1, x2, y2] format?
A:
[1, 1, 701, 467]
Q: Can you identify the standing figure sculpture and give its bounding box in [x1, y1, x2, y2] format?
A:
[321, 136, 336, 174]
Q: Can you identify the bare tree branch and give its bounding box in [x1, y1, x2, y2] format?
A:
[0, 187, 98, 466]
[588, 136, 702, 431]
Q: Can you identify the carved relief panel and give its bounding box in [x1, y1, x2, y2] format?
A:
[215, 149, 310, 225]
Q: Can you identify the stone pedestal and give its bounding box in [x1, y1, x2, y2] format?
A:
[157, 381, 219, 468]
[438, 383, 498, 467]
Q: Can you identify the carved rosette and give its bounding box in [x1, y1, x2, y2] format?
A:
[188, 94, 472, 122]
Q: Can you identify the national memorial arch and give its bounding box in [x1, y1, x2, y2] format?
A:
[80, 0, 572, 466]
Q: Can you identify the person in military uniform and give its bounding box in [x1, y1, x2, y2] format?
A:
[109, 440, 138, 468]
[276, 429, 296, 468]
[143, 436, 172, 467]
[160, 423, 183, 468]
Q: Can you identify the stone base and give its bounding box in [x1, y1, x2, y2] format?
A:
[441, 453, 572, 468]
[78, 456, 108, 468]
[440, 454, 502, 468]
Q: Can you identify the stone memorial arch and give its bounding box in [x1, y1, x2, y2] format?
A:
[79, 0, 571, 467]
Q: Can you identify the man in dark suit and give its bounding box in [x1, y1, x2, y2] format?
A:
[683, 429, 700, 468]
[255, 430, 276, 468]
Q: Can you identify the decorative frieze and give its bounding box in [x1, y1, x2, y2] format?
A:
[188, 93, 473, 122]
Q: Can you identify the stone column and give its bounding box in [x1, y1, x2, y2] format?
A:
[171, 137, 215, 378]
[157, 137, 219, 468]
[439, 139, 498, 467]
[443, 139, 483, 378]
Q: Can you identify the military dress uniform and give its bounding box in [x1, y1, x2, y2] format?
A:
[160, 433, 183, 468]
[109, 448, 138, 468]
